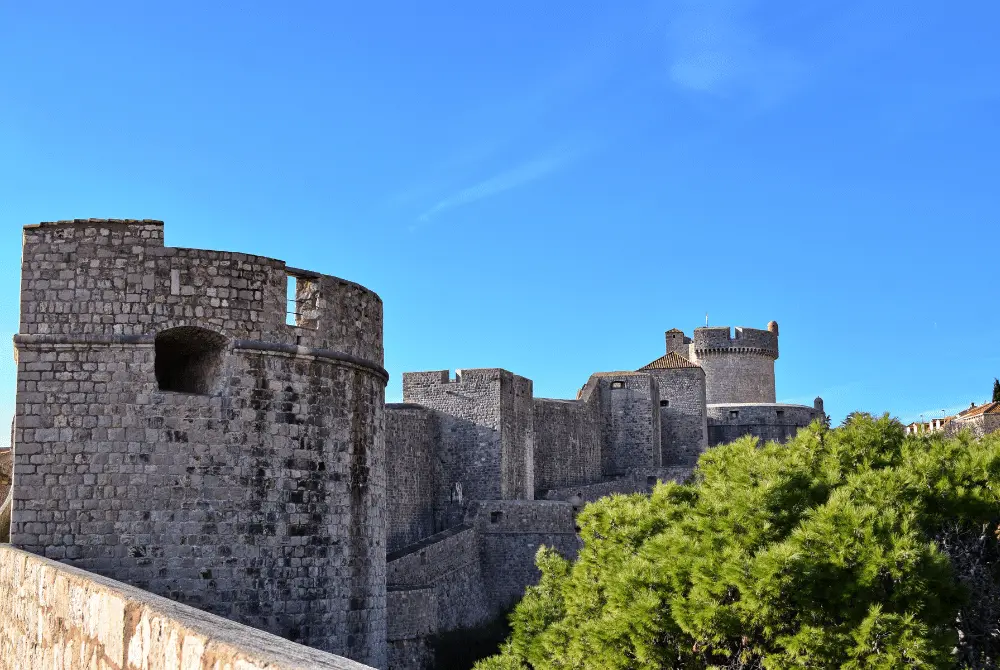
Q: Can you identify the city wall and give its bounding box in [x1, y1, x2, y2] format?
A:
[0, 450, 10, 541]
[542, 466, 694, 505]
[646, 367, 707, 466]
[12, 220, 387, 666]
[385, 404, 438, 552]
[472, 500, 580, 614]
[689, 327, 778, 404]
[706, 403, 821, 445]
[385, 525, 490, 670]
[945, 414, 1000, 439]
[598, 374, 661, 476]
[533, 379, 603, 492]
[0, 545, 374, 670]
[401, 369, 533, 502]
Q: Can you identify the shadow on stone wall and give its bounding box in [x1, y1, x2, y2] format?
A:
[0, 448, 10, 542]
[430, 608, 513, 670]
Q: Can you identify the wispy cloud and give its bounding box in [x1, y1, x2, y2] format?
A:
[384, 7, 639, 225]
[414, 147, 586, 225]
[664, 0, 805, 106]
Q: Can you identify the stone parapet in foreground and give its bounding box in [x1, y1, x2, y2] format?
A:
[0, 545, 375, 670]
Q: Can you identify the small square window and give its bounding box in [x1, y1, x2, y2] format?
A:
[610, 381, 625, 389]
[660, 399, 669, 407]
[490, 511, 503, 524]
[776, 410, 785, 418]
[729, 410, 739, 419]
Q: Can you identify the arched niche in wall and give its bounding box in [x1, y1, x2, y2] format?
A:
[154, 326, 228, 395]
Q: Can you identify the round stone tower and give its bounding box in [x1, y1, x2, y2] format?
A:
[688, 322, 779, 404]
[11, 220, 387, 667]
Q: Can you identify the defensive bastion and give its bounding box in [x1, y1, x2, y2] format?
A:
[7, 219, 387, 667]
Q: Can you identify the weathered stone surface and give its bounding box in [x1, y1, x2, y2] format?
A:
[11, 219, 387, 667]
[687, 325, 779, 404]
[385, 405, 438, 553]
[706, 403, 822, 446]
[0, 450, 10, 542]
[387, 525, 490, 633]
[401, 369, 533, 503]
[0, 545, 375, 670]
[533, 385, 602, 492]
[473, 501, 580, 614]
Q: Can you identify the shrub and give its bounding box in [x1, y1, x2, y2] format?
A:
[477, 414, 1000, 669]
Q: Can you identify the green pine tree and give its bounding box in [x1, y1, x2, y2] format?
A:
[993, 378, 1000, 403]
[478, 415, 1000, 669]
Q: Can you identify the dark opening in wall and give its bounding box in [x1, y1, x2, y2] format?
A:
[729, 410, 739, 419]
[490, 511, 503, 524]
[154, 326, 227, 395]
[660, 399, 670, 407]
[286, 275, 298, 326]
[776, 410, 785, 418]
[286, 270, 319, 329]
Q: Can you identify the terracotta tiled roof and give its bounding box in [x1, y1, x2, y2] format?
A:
[638, 352, 700, 371]
[590, 371, 648, 378]
[956, 402, 1000, 419]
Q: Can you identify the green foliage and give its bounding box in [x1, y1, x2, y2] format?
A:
[993, 378, 999, 403]
[476, 415, 1000, 670]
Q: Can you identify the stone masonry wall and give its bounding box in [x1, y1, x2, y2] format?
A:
[647, 367, 708, 466]
[385, 405, 439, 553]
[532, 382, 603, 494]
[598, 374, 661, 477]
[542, 467, 694, 505]
[0, 545, 374, 670]
[945, 414, 1000, 439]
[688, 327, 778, 405]
[696, 352, 777, 404]
[0, 449, 10, 509]
[472, 501, 580, 615]
[386, 589, 436, 670]
[401, 369, 532, 502]
[706, 403, 819, 446]
[501, 373, 535, 501]
[12, 220, 387, 667]
[386, 525, 490, 633]
[0, 449, 10, 541]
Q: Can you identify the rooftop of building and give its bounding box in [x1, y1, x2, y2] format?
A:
[956, 402, 1000, 419]
[638, 352, 700, 371]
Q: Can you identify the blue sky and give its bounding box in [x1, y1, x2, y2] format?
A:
[1, 1, 998, 447]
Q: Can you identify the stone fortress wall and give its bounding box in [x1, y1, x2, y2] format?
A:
[5, 219, 828, 670]
[0, 545, 373, 670]
[687, 324, 779, 404]
[10, 220, 387, 668]
[706, 402, 823, 445]
[0, 448, 10, 540]
[383, 320, 824, 668]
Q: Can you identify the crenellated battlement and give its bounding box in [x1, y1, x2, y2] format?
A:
[19, 220, 383, 363]
[691, 325, 778, 359]
[12, 219, 388, 665]
[681, 322, 780, 404]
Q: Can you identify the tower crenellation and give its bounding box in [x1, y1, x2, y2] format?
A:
[12, 219, 388, 667]
[683, 323, 779, 404]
